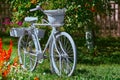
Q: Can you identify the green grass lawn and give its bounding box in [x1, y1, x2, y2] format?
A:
[0, 34, 120, 80]
[31, 60, 120, 80]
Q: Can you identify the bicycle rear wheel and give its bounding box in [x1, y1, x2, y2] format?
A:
[18, 32, 38, 71]
[50, 32, 77, 76]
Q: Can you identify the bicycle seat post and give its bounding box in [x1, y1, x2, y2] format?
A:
[30, 21, 36, 28]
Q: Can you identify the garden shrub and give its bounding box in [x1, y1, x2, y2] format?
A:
[6, 0, 119, 53]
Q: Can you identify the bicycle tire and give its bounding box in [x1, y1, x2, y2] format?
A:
[49, 39, 55, 73]
[50, 32, 77, 76]
[18, 31, 38, 71]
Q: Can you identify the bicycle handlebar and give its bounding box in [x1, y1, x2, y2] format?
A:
[30, 5, 44, 12]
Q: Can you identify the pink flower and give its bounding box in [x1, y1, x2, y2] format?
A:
[2, 18, 11, 25]
[17, 21, 23, 26]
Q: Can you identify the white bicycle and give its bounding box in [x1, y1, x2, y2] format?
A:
[10, 5, 76, 76]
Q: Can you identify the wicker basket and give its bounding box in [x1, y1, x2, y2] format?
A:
[10, 28, 25, 37]
[44, 8, 65, 24]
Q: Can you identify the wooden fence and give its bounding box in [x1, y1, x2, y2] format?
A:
[95, 1, 120, 37]
[0, 1, 11, 32]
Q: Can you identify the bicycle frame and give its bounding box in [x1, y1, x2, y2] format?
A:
[32, 23, 58, 56]
[16, 5, 76, 76]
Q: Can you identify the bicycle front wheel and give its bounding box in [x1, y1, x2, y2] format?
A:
[18, 32, 38, 71]
[51, 32, 77, 76]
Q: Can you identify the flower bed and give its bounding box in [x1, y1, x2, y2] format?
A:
[0, 38, 12, 78]
[0, 38, 40, 80]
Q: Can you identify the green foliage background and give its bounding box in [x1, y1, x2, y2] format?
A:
[6, 0, 120, 53]
[7, 0, 117, 36]
[0, 1, 120, 79]
[8, 0, 115, 29]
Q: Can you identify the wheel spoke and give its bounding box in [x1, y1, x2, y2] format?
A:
[18, 33, 38, 71]
[24, 52, 26, 68]
[66, 57, 72, 73]
[59, 55, 62, 75]
[51, 32, 76, 76]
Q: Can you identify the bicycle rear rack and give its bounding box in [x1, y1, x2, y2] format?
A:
[10, 28, 45, 38]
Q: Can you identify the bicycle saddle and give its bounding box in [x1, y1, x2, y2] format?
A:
[24, 17, 38, 22]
